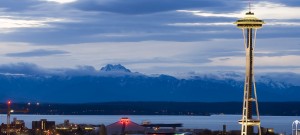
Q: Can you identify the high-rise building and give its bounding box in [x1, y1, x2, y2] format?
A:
[32, 119, 55, 134]
[234, 6, 265, 135]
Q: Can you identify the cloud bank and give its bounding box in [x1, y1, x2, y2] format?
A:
[6, 49, 69, 57]
[0, 0, 298, 75]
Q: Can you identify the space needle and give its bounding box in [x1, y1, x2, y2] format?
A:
[234, 1, 265, 135]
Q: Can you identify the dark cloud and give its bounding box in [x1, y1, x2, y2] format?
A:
[1, 20, 299, 44]
[0, 11, 235, 44]
[64, 66, 98, 76]
[220, 58, 231, 61]
[69, 0, 242, 15]
[0, 63, 48, 75]
[0, 63, 96, 76]
[0, 0, 45, 11]
[0, 0, 71, 13]
[6, 49, 69, 57]
[0, 0, 298, 45]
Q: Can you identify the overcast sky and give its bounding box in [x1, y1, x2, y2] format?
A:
[0, 0, 299, 75]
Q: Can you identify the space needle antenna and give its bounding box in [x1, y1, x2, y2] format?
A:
[249, 0, 252, 12]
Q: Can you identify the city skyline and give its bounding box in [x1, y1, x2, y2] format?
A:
[0, 0, 299, 76]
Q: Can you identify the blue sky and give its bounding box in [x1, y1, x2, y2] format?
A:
[0, 0, 299, 76]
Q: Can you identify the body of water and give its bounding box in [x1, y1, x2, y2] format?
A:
[0, 115, 297, 134]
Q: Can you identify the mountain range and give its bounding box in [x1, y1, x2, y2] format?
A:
[0, 63, 299, 103]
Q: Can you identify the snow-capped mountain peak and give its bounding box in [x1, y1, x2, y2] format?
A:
[100, 64, 131, 73]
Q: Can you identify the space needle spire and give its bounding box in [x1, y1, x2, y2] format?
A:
[249, 0, 252, 12]
[234, 1, 265, 135]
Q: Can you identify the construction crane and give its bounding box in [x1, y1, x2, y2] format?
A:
[5, 100, 29, 135]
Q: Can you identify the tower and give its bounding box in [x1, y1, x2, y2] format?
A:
[7, 100, 11, 135]
[234, 5, 265, 135]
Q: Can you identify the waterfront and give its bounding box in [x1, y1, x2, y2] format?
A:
[0, 114, 297, 134]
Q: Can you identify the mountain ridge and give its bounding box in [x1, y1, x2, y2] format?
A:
[0, 63, 298, 103]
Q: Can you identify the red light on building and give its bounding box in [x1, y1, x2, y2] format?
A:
[120, 117, 130, 125]
[7, 100, 11, 105]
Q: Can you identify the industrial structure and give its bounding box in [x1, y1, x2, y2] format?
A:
[234, 2, 265, 135]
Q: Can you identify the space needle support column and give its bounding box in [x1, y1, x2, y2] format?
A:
[235, 11, 264, 135]
[252, 28, 261, 135]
